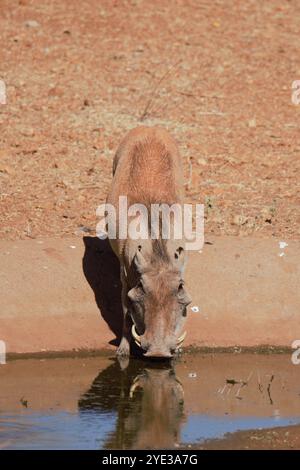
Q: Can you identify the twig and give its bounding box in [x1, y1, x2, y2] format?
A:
[235, 371, 253, 399]
[257, 370, 263, 394]
[79, 185, 101, 190]
[185, 156, 193, 190]
[139, 59, 182, 121]
[267, 374, 274, 405]
[198, 111, 226, 116]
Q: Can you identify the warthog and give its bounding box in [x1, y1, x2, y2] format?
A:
[78, 360, 184, 449]
[106, 126, 191, 358]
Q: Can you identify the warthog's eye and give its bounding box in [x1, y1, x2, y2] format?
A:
[128, 281, 145, 303]
[177, 281, 192, 306]
[137, 281, 145, 293]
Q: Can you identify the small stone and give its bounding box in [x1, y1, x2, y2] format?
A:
[20, 127, 35, 137]
[61, 178, 75, 189]
[216, 65, 224, 74]
[261, 207, 274, 223]
[77, 195, 86, 204]
[232, 214, 248, 226]
[48, 86, 64, 97]
[246, 217, 256, 229]
[279, 241, 288, 249]
[75, 225, 92, 234]
[25, 20, 40, 28]
[248, 118, 256, 128]
[0, 164, 14, 176]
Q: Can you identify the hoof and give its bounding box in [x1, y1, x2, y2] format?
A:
[116, 338, 130, 357]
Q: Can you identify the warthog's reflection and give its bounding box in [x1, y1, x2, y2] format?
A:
[78, 359, 185, 449]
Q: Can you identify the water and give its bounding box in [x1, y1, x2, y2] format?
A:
[0, 354, 299, 449]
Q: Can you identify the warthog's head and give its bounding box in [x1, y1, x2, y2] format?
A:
[79, 360, 184, 449]
[128, 240, 191, 358]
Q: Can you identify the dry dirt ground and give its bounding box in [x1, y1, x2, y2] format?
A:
[0, 0, 299, 241]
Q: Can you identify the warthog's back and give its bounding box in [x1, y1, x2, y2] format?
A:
[107, 126, 184, 208]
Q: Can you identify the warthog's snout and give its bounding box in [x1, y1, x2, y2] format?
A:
[144, 349, 173, 358]
[141, 337, 174, 358]
[132, 325, 186, 359]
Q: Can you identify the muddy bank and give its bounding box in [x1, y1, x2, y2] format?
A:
[0, 236, 299, 354]
[200, 424, 300, 450]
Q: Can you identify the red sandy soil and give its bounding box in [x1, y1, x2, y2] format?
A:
[0, 0, 299, 241]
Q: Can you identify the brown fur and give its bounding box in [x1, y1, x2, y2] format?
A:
[109, 127, 183, 212]
[106, 126, 190, 357]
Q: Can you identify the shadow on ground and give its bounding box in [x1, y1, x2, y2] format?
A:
[82, 236, 123, 346]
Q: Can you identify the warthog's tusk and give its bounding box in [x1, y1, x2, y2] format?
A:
[177, 331, 187, 344]
[132, 324, 141, 345]
[129, 376, 142, 398]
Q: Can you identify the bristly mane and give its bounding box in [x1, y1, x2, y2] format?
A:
[151, 238, 170, 265]
[129, 138, 177, 206]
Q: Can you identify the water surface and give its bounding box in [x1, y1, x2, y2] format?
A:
[0, 354, 299, 449]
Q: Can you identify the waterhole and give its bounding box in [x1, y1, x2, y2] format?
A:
[0, 353, 299, 449]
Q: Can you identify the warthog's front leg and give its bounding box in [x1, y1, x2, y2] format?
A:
[116, 265, 132, 357]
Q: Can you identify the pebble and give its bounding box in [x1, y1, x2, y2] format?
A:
[232, 214, 248, 226]
[20, 127, 35, 137]
[0, 164, 15, 176]
[261, 207, 274, 223]
[25, 20, 40, 28]
[279, 241, 288, 249]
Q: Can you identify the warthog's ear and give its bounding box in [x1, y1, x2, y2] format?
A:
[133, 246, 147, 273]
[177, 282, 192, 306]
[173, 246, 186, 273]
